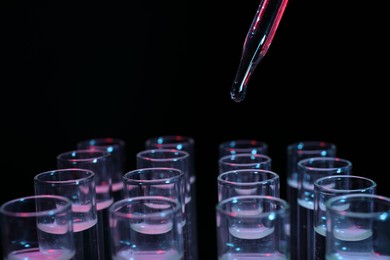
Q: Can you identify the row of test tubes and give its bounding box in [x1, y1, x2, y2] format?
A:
[1, 137, 390, 259]
[0, 137, 198, 260]
[216, 140, 390, 259]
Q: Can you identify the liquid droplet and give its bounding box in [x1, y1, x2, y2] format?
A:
[230, 81, 247, 102]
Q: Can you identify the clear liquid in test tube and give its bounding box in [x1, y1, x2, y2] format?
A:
[230, 0, 289, 102]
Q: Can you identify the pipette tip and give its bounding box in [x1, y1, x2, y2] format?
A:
[230, 81, 247, 102]
[230, 89, 246, 103]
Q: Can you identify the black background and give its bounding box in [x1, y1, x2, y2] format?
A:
[1, 2, 389, 259]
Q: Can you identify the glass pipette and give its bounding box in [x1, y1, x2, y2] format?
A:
[230, 0, 289, 102]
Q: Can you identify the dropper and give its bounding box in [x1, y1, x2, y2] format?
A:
[230, 0, 289, 102]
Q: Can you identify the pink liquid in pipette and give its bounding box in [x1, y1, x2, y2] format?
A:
[230, 0, 289, 102]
